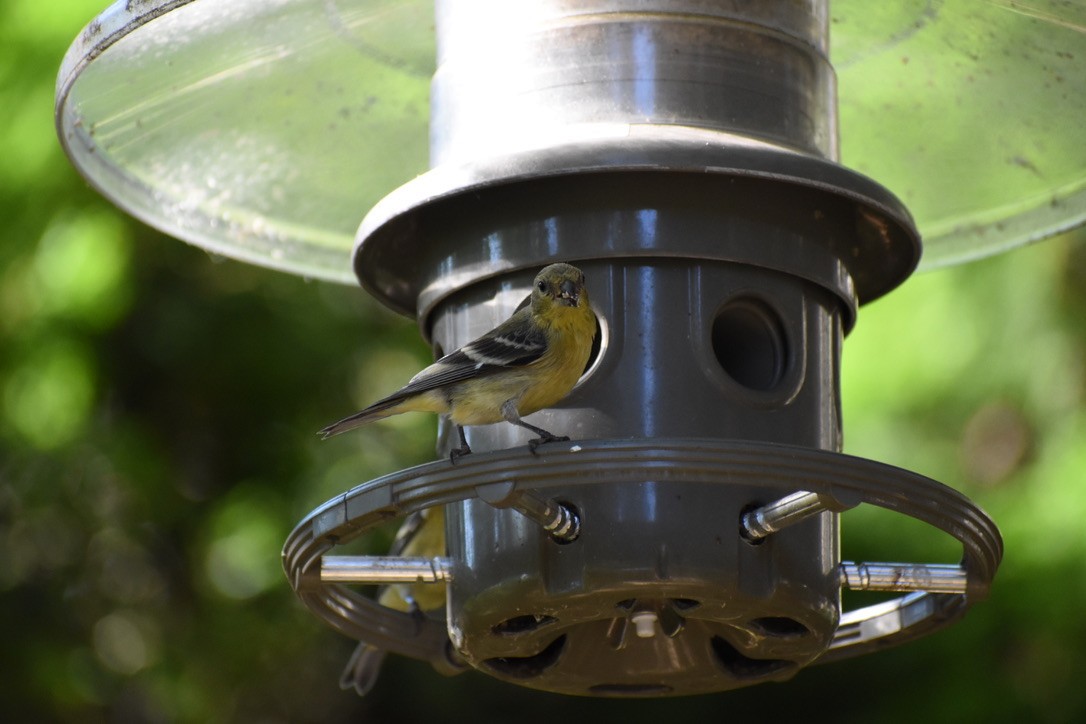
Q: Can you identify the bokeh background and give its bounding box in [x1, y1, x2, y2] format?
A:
[3, 2, 1085, 722]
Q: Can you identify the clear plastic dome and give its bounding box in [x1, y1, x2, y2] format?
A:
[56, 0, 1086, 282]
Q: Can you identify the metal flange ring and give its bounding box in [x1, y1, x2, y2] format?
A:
[282, 438, 1002, 670]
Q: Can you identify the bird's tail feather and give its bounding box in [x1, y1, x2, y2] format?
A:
[340, 642, 386, 697]
[318, 397, 406, 439]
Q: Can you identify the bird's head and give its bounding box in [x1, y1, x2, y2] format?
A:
[531, 263, 589, 311]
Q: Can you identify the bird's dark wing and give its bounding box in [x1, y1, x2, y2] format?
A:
[319, 308, 548, 438]
[372, 308, 548, 402]
[458, 313, 547, 366]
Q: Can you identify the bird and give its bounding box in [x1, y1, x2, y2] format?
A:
[319, 262, 596, 458]
[340, 506, 447, 697]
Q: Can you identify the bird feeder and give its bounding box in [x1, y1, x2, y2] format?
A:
[57, 0, 1086, 698]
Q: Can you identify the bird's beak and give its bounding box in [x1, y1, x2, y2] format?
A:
[557, 279, 580, 306]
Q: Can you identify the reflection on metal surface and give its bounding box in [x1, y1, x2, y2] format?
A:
[321, 555, 452, 584]
[839, 562, 969, 594]
[741, 490, 856, 542]
[476, 483, 581, 543]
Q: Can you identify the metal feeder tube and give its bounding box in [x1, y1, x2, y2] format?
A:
[310, 0, 943, 697]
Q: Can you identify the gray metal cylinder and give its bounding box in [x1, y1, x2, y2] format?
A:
[426, 181, 850, 451]
[430, 192, 846, 694]
[431, 0, 837, 164]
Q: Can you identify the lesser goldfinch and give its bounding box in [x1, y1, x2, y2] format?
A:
[320, 262, 596, 457]
[340, 507, 446, 696]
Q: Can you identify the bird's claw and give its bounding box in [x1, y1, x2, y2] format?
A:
[449, 446, 472, 464]
[528, 434, 570, 455]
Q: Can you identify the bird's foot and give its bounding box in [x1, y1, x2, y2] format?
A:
[449, 445, 472, 464]
[528, 434, 570, 455]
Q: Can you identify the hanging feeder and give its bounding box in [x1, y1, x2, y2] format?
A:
[54, 0, 1085, 698]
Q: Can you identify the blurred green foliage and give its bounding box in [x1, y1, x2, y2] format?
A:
[2, 2, 1085, 723]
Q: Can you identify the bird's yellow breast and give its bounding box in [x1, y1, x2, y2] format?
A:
[517, 309, 595, 414]
[446, 302, 596, 426]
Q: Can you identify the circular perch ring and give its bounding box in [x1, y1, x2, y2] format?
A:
[282, 438, 1001, 670]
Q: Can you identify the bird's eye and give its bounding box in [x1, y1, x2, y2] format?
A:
[537, 280, 547, 292]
